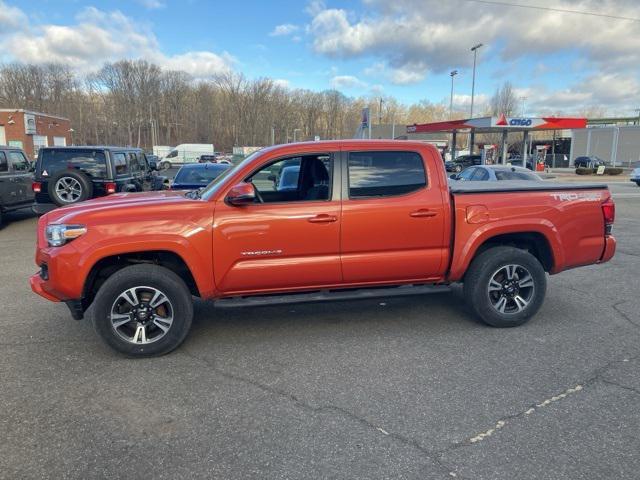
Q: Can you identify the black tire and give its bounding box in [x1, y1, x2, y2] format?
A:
[463, 246, 546, 328]
[635, 181, 640, 187]
[90, 264, 194, 357]
[48, 170, 93, 206]
[160, 161, 171, 170]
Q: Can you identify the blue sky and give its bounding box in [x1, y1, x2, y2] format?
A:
[2, 0, 639, 115]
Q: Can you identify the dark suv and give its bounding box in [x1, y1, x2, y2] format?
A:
[32, 146, 166, 214]
[0, 146, 34, 225]
[446, 154, 482, 172]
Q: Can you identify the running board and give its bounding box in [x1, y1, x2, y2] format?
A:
[214, 284, 451, 308]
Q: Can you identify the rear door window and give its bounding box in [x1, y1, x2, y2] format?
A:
[39, 149, 107, 179]
[8, 151, 30, 172]
[113, 153, 128, 175]
[471, 168, 489, 181]
[348, 151, 427, 198]
[0, 152, 7, 173]
[128, 152, 142, 173]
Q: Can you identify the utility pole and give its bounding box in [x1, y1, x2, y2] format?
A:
[449, 70, 458, 119]
[469, 43, 483, 155]
[378, 98, 384, 125]
[635, 108, 640, 126]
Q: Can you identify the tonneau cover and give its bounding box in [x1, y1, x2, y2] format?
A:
[449, 180, 608, 194]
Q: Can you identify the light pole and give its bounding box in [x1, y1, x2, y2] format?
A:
[635, 108, 640, 126]
[449, 70, 458, 119]
[520, 96, 528, 116]
[293, 128, 301, 142]
[469, 43, 483, 155]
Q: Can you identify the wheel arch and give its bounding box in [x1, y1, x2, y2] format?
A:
[82, 250, 200, 311]
[465, 231, 555, 280]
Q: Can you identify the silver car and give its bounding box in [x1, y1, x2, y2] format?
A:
[450, 165, 543, 182]
[630, 168, 640, 187]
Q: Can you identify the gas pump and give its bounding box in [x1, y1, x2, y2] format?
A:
[481, 145, 497, 165]
[534, 145, 549, 171]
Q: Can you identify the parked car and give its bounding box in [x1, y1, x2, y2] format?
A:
[197, 154, 218, 163]
[630, 168, 640, 186]
[447, 154, 482, 172]
[0, 146, 34, 225]
[159, 144, 215, 168]
[574, 156, 606, 168]
[171, 163, 231, 190]
[32, 146, 167, 214]
[450, 165, 543, 182]
[30, 140, 616, 357]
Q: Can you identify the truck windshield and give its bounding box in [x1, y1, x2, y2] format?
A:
[39, 149, 107, 179]
[200, 151, 262, 201]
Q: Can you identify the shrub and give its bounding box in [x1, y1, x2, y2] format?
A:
[603, 167, 623, 176]
[575, 167, 595, 175]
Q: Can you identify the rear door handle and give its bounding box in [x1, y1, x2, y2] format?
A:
[308, 214, 337, 223]
[410, 209, 437, 218]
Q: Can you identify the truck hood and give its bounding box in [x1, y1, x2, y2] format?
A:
[44, 190, 199, 224]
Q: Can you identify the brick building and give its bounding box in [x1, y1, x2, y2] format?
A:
[0, 109, 72, 159]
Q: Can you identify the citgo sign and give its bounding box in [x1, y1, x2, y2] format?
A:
[509, 118, 533, 126]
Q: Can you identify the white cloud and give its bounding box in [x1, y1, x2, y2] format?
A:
[308, 0, 640, 84]
[0, 0, 27, 35]
[270, 23, 299, 36]
[137, 0, 166, 9]
[452, 93, 489, 112]
[0, 6, 234, 78]
[273, 78, 291, 89]
[161, 51, 235, 78]
[330, 74, 367, 89]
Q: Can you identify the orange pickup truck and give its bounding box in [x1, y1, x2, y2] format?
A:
[30, 140, 616, 356]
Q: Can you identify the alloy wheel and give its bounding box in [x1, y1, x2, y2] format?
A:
[487, 264, 535, 315]
[110, 286, 174, 345]
[55, 177, 83, 203]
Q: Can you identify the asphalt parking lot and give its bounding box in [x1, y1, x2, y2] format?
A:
[1, 181, 639, 480]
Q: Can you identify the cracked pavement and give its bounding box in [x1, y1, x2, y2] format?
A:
[1, 182, 638, 479]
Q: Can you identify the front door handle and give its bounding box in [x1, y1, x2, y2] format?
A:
[410, 209, 437, 218]
[308, 214, 337, 223]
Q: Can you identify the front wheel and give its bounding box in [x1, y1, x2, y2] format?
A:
[463, 246, 546, 327]
[90, 264, 193, 357]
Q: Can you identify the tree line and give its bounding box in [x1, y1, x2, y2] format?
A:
[0, 60, 468, 152]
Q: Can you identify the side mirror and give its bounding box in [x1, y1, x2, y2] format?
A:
[226, 182, 256, 206]
[449, 174, 459, 180]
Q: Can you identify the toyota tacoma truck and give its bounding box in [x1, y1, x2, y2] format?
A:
[30, 140, 616, 357]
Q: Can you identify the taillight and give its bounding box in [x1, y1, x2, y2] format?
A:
[32, 182, 42, 193]
[602, 197, 615, 235]
[106, 182, 117, 194]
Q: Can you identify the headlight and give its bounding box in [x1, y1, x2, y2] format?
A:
[46, 224, 87, 247]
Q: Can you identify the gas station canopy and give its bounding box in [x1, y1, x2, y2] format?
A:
[406, 115, 587, 166]
[407, 115, 587, 134]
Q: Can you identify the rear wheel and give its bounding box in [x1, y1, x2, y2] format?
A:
[463, 246, 546, 327]
[90, 264, 193, 357]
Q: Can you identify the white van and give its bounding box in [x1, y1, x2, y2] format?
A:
[159, 144, 214, 168]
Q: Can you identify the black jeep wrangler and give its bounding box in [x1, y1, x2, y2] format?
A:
[0, 146, 34, 225]
[33, 146, 167, 214]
